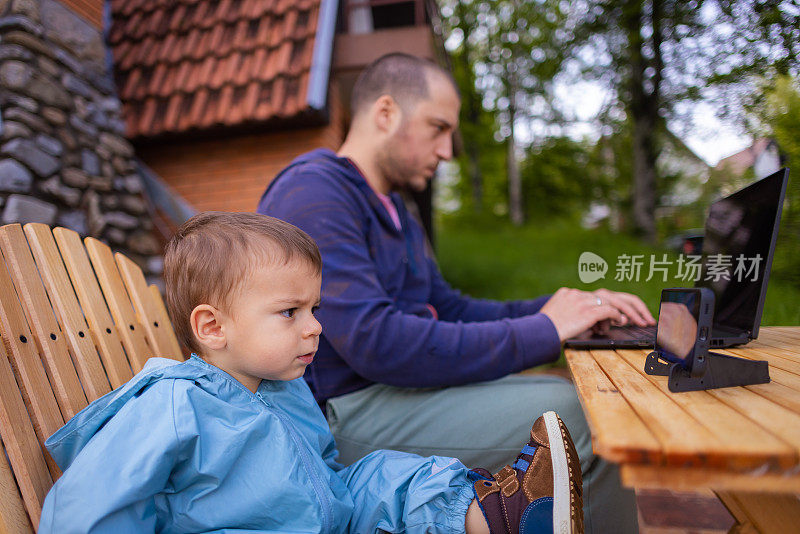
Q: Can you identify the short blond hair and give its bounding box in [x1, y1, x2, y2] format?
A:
[164, 212, 322, 353]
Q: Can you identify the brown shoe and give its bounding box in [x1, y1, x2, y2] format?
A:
[469, 411, 583, 534]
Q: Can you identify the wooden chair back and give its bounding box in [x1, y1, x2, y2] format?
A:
[0, 223, 183, 532]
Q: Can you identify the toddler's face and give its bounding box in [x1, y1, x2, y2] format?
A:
[220, 259, 322, 387]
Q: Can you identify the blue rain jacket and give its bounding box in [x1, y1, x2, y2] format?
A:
[39, 356, 475, 533]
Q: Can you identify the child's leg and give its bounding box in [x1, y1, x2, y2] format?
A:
[465, 500, 490, 534]
[338, 451, 475, 533]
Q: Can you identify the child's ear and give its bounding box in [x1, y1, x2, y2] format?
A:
[190, 305, 226, 351]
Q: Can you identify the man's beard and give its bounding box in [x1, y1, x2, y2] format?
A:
[376, 144, 417, 192]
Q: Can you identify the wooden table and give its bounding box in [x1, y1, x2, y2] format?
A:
[564, 327, 800, 533]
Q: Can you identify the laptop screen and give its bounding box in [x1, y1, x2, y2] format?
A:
[696, 168, 788, 336]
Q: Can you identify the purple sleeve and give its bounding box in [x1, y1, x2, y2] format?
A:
[261, 174, 561, 388]
[426, 259, 552, 321]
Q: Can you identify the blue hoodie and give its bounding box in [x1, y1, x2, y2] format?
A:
[257, 149, 561, 404]
[39, 356, 475, 533]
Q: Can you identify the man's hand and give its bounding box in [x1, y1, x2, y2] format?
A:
[592, 288, 656, 327]
[539, 287, 656, 343]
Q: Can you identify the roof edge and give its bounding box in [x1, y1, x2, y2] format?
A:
[307, 0, 338, 110]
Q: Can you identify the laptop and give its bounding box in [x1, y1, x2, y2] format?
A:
[565, 167, 789, 349]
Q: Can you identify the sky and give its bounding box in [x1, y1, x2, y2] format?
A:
[548, 79, 753, 167]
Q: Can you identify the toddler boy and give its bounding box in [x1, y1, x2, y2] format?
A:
[39, 212, 582, 533]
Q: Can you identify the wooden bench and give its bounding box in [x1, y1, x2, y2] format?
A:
[0, 223, 183, 532]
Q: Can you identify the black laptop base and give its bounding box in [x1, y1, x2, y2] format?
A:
[564, 325, 655, 349]
[564, 322, 753, 350]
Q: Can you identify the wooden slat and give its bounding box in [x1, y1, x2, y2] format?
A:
[564, 350, 661, 464]
[704, 384, 800, 457]
[23, 224, 111, 402]
[621, 465, 800, 493]
[0, 344, 53, 530]
[52, 228, 133, 389]
[770, 327, 800, 341]
[0, 224, 85, 421]
[750, 334, 800, 356]
[84, 238, 151, 373]
[590, 349, 724, 467]
[149, 284, 184, 360]
[761, 327, 800, 344]
[115, 253, 182, 359]
[745, 381, 800, 414]
[0, 262, 63, 477]
[751, 339, 800, 360]
[716, 491, 800, 534]
[616, 350, 797, 470]
[763, 333, 800, 347]
[0, 437, 34, 534]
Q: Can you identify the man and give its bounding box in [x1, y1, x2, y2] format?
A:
[258, 53, 654, 533]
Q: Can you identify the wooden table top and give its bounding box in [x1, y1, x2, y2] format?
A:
[564, 327, 800, 493]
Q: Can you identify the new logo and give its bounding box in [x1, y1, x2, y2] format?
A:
[578, 252, 608, 283]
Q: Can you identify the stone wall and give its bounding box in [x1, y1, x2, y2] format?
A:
[0, 0, 162, 280]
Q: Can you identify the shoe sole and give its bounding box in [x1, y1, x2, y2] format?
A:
[543, 411, 581, 534]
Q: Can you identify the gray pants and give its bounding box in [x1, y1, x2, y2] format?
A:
[327, 374, 638, 534]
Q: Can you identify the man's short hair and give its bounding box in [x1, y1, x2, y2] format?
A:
[350, 53, 458, 117]
[164, 212, 322, 353]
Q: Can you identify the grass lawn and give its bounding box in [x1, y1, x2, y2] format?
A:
[435, 218, 800, 329]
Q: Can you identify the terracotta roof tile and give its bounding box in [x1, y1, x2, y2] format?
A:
[149, 62, 169, 95]
[163, 93, 182, 132]
[182, 28, 202, 60]
[113, 39, 132, 65]
[253, 81, 273, 120]
[268, 15, 284, 48]
[243, 81, 260, 117]
[110, 0, 324, 138]
[234, 54, 253, 86]
[188, 89, 209, 127]
[217, 85, 234, 123]
[157, 33, 177, 64]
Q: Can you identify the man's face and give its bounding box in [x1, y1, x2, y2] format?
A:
[378, 74, 460, 192]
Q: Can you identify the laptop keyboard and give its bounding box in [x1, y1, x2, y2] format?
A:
[611, 324, 656, 338]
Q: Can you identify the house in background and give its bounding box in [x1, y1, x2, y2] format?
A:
[108, 0, 448, 237]
[715, 138, 782, 181]
[0, 0, 165, 279]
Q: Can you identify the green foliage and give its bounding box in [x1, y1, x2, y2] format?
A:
[521, 137, 601, 219]
[754, 76, 800, 287]
[440, 0, 576, 220]
[436, 219, 800, 329]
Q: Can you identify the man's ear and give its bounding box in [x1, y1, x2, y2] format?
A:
[190, 304, 226, 351]
[372, 94, 401, 134]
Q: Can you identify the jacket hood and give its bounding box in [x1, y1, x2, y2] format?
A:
[261, 148, 372, 200]
[45, 357, 207, 470]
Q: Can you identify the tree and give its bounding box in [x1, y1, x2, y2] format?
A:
[521, 136, 605, 219]
[705, 1, 800, 133]
[574, 0, 710, 242]
[752, 76, 800, 287]
[441, 0, 572, 224]
[446, 0, 496, 213]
